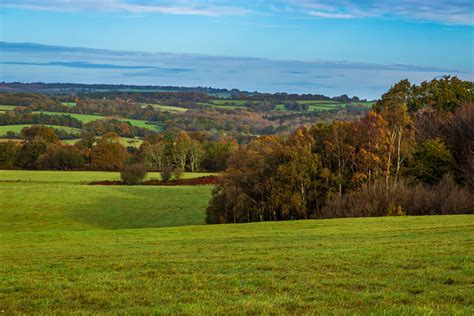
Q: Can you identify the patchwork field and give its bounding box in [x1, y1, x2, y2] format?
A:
[0, 170, 472, 314]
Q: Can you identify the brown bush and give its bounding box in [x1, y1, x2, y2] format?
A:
[120, 163, 147, 185]
[320, 175, 473, 218]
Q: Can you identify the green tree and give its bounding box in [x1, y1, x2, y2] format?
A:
[409, 138, 454, 184]
[0, 141, 19, 168]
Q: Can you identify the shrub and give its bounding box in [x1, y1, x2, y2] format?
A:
[173, 167, 184, 180]
[120, 163, 147, 185]
[160, 166, 173, 182]
[320, 175, 473, 218]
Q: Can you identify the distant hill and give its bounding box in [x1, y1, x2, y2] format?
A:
[0, 82, 368, 102]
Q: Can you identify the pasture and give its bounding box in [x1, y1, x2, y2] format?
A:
[0, 170, 472, 314]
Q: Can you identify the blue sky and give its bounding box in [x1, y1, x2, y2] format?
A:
[0, 1, 473, 98]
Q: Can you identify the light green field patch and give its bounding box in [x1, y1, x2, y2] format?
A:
[63, 137, 144, 147]
[197, 102, 246, 110]
[61, 102, 77, 107]
[141, 103, 188, 112]
[33, 111, 163, 131]
[0, 105, 17, 111]
[210, 99, 247, 106]
[0, 124, 81, 136]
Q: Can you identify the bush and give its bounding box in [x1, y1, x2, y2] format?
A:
[173, 167, 184, 180]
[160, 166, 173, 182]
[320, 175, 473, 218]
[120, 163, 147, 185]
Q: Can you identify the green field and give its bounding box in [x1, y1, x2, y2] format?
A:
[33, 111, 163, 132]
[275, 101, 374, 112]
[197, 101, 247, 110]
[0, 105, 17, 111]
[0, 124, 81, 136]
[61, 102, 77, 107]
[0, 170, 216, 184]
[1, 171, 472, 314]
[141, 103, 188, 112]
[63, 137, 145, 148]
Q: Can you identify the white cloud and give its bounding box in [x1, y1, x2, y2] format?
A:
[2, 0, 473, 24]
[286, 0, 474, 25]
[0, 0, 249, 16]
[308, 10, 354, 19]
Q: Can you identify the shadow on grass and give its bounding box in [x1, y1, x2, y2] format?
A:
[66, 186, 212, 230]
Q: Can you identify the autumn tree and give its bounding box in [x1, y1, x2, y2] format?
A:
[38, 144, 84, 170]
[16, 125, 59, 169]
[90, 132, 127, 171]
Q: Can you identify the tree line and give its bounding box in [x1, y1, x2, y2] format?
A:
[0, 126, 237, 172]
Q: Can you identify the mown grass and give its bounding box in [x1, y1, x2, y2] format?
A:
[0, 170, 472, 314]
[0, 124, 81, 136]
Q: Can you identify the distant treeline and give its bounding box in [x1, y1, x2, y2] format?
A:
[0, 112, 83, 129]
[0, 82, 366, 102]
[0, 126, 238, 172]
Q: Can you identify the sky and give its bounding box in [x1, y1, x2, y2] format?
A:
[0, 0, 473, 98]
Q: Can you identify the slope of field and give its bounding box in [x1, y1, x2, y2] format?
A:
[0, 124, 81, 136]
[1, 197, 472, 315]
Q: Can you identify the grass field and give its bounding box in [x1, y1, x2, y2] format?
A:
[0, 170, 216, 183]
[63, 137, 144, 147]
[0, 105, 17, 111]
[141, 103, 188, 112]
[0, 124, 82, 136]
[197, 101, 248, 110]
[33, 111, 163, 132]
[61, 102, 76, 107]
[0, 170, 472, 314]
[275, 101, 374, 112]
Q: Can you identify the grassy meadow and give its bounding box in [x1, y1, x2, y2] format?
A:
[0, 170, 472, 314]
